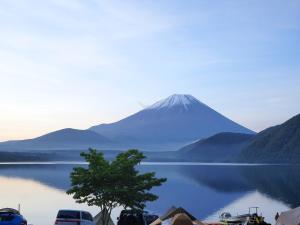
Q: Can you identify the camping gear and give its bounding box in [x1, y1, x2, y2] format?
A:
[170, 213, 194, 225]
[150, 206, 204, 225]
[219, 207, 270, 225]
[275, 207, 300, 225]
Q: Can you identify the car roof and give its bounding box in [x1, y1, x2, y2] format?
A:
[58, 209, 90, 213]
[0, 208, 20, 215]
[121, 210, 148, 213]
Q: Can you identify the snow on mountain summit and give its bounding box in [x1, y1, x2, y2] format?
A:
[147, 94, 204, 110]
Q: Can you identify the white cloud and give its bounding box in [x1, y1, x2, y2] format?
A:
[0, 0, 299, 140]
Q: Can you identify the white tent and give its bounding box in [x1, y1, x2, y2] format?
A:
[275, 207, 300, 225]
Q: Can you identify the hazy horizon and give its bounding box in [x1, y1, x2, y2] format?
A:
[0, 93, 298, 142]
[0, 0, 299, 141]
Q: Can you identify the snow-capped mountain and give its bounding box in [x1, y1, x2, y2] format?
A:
[0, 94, 254, 151]
[90, 94, 254, 150]
[147, 94, 204, 110]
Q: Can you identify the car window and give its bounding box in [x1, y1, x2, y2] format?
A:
[0, 215, 15, 221]
[120, 214, 144, 225]
[82, 212, 93, 221]
[57, 210, 80, 219]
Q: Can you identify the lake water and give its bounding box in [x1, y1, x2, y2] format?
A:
[0, 162, 299, 225]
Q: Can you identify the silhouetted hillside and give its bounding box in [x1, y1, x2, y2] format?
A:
[0, 128, 112, 151]
[178, 132, 254, 161]
[239, 114, 300, 163]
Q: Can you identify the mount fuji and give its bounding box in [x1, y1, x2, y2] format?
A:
[0, 94, 254, 152]
[90, 94, 254, 150]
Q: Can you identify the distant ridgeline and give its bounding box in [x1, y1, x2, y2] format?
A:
[178, 114, 300, 163]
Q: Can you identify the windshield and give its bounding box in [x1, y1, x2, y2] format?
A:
[0, 214, 15, 222]
[57, 210, 80, 219]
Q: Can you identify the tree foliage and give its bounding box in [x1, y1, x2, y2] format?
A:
[67, 149, 167, 225]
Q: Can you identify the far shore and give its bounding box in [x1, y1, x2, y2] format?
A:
[1, 150, 300, 164]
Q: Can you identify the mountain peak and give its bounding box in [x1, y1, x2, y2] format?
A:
[147, 94, 203, 110]
[89, 93, 254, 150]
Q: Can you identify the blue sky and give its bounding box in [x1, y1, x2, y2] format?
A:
[0, 0, 299, 141]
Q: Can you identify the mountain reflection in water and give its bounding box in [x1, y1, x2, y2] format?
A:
[0, 163, 299, 225]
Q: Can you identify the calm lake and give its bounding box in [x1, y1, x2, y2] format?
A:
[0, 162, 299, 225]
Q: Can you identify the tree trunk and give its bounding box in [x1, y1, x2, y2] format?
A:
[101, 207, 112, 225]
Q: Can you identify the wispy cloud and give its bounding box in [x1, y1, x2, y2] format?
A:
[0, 0, 299, 140]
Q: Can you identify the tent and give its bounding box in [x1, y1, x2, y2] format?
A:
[170, 213, 194, 225]
[150, 206, 204, 225]
[275, 207, 300, 225]
[93, 209, 115, 225]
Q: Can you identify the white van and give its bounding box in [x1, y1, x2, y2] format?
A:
[54, 210, 95, 225]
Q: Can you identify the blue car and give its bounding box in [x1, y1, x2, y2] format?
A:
[0, 208, 27, 225]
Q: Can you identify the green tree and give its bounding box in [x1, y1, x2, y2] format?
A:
[67, 149, 167, 225]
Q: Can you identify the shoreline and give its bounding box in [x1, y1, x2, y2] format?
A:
[0, 161, 299, 166]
